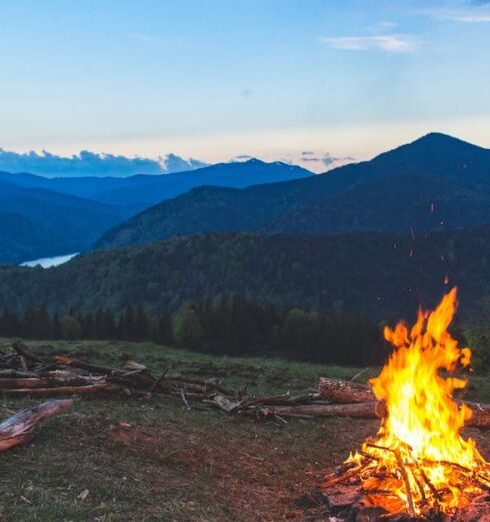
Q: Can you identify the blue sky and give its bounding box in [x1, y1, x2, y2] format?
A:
[1, 0, 490, 171]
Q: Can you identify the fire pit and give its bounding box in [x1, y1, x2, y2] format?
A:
[322, 288, 490, 521]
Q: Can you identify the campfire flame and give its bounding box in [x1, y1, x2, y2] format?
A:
[345, 288, 490, 516]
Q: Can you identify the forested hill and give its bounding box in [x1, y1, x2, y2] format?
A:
[94, 133, 490, 250]
[2, 228, 490, 321]
[0, 159, 312, 263]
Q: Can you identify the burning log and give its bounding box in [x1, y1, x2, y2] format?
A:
[322, 288, 490, 519]
[0, 399, 72, 452]
[318, 378, 490, 428]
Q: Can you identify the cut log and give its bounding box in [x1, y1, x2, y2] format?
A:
[0, 374, 105, 389]
[0, 399, 72, 451]
[266, 402, 381, 419]
[0, 370, 39, 379]
[318, 378, 490, 428]
[0, 378, 47, 389]
[55, 355, 117, 375]
[318, 377, 375, 403]
[0, 383, 128, 397]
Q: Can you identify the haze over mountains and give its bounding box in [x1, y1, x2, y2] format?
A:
[0, 159, 313, 263]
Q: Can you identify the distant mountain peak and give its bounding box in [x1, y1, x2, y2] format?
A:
[242, 158, 265, 165]
[371, 131, 488, 168]
[411, 132, 482, 148]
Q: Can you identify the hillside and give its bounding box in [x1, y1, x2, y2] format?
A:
[0, 160, 311, 263]
[0, 180, 135, 264]
[2, 228, 490, 320]
[93, 133, 490, 250]
[1, 337, 490, 521]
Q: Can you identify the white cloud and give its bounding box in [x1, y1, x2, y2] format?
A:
[320, 34, 418, 53]
[422, 5, 490, 23]
[438, 13, 490, 22]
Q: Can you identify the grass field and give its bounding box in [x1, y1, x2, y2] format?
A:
[0, 338, 489, 521]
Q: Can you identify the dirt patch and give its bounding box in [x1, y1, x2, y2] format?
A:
[104, 413, 380, 521]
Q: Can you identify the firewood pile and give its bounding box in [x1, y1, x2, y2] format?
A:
[0, 341, 330, 421]
[2, 341, 490, 429]
[0, 340, 234, 401]
[318, 377, 490, 521]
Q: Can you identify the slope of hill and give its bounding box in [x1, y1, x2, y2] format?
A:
[91, 159, 313, 206]
[0, 180, 135, 264]
[2, 228, 490, 321]
[0, 213, 60, 264]
[0, 160, 311, 263]
[0, 159, 313, 206]
[94, 133, 490, 250]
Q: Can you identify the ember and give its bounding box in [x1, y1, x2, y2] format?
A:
[325, 288, 490, 518]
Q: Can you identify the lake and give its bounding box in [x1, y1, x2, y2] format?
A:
[20, 253, 79, 268]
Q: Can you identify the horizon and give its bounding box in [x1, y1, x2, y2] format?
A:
[0, 130, 484, 177]
[2, 1, 490, 173]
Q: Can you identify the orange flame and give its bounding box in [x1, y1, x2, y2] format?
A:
[347, 288, 490, 515]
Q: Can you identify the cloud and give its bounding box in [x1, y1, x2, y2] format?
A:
[444, 13, 490, 21]
[0, 149, 207, 178]
[432, 10, 490, 21]
[425, 1, 490, 22]
[321, 153, 355, 167]
[320, 34, 418, 53]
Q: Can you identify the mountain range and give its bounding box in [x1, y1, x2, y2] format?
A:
[95, 132, 490, 250]
[2, 131, 490, 321]
[0, 159, 313, 263]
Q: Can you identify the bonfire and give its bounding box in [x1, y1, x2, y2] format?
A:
[324, 288, 490, 519]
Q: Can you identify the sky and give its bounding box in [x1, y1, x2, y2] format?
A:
[1, 0, 490, 172]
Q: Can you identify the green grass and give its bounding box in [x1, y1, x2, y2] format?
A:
[0, 338, 489, 521]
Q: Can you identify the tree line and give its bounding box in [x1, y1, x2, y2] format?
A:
[0, 296, 386, 366]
